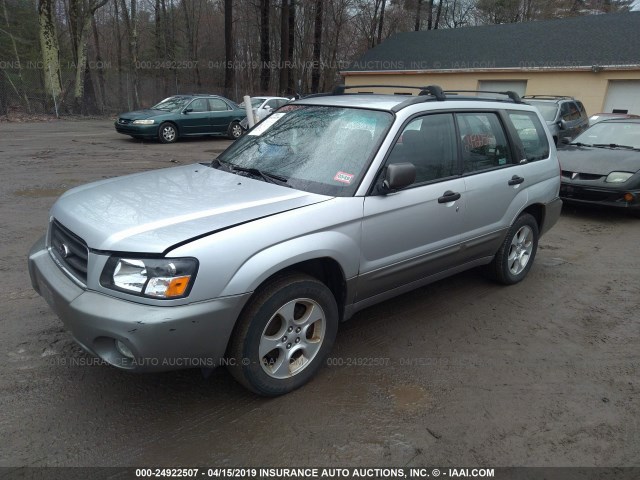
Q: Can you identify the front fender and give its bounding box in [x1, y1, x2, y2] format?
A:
[219, 229, 361, 297]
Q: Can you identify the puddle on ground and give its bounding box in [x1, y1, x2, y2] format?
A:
[390, 384, 430, 412]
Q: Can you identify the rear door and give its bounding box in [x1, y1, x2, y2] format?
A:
[456, 111, 529, 260]
[358, 113, 465, 302]
[209, 98, 234, 133]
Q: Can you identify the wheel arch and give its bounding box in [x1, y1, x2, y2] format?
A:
[159, 120, 180, 137]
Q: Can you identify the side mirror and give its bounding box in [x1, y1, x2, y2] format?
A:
[381, 163, 416, 193]
[558, 119, 567, 130]
[183, 108, 193, 114]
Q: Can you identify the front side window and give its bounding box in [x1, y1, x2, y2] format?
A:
[188, 98, 209, 113]
[386, 113, 458, 184]
[508, 111, 550, 162]
[215, 106, 394, 196]
[456, 112, 512, 173]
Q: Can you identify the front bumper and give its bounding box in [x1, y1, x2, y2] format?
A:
[560, 183, 640, 210]
[28, 236, 251, 372]
[114, 121, 158, 138]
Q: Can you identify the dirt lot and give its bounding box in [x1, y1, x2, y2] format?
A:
[0, 119, 638, 468]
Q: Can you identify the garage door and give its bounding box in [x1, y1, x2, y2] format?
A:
[478, 80, 527, 97]
[603, 80, 640, 115]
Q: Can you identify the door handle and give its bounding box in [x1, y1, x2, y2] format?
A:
[508, 175, 525, 186]
[438, 190, 461, 203]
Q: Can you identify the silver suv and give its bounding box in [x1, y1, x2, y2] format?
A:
[28, 85, 562, 396]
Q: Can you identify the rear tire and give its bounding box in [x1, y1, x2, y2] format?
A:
[158, 122, 178, 143]
[486, 213, 539, 285]
[226, 274, 338, 396]
[228, 121, 243, 140]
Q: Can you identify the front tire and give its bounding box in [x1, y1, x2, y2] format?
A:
[227, 274, 338, 396]
[228, 121, 243, 140]
[158, 122, 178, 143]
[487, 213, 539, 285]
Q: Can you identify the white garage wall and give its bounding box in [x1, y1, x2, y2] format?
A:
[603, 80, 640, 115]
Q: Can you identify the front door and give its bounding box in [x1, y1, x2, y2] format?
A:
[358, 113, 465, 302]
[180, 98, 212, 135]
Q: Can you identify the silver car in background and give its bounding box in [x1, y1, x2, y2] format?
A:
[29, 86, 562, 396]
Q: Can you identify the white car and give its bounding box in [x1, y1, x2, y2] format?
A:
[240, 96, 292, 129]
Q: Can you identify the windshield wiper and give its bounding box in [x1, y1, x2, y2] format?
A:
[569, 142, 592, 147]
[212, 159, 288, 185]
[592, 143, 640, 151]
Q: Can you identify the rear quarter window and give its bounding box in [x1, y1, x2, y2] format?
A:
[508, 111, 550, 162]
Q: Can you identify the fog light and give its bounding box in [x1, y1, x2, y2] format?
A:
[115, 339, 135, 359]
[623, 192, 635, 202]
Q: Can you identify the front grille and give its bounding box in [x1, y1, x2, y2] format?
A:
[50, 220, 89, 283]
[560, 185, 614, 202]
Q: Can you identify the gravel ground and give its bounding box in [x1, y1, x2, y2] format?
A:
[0, 119, 638, 468]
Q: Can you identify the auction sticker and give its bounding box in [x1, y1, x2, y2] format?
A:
[334, 171, 355, 184]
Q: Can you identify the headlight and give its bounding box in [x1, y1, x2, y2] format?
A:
[605, 172, 633, 183]
[132, 119, 155, 125]
[100, 257, 198, 299]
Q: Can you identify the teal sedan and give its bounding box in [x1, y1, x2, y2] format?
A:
[115, 94, 246, 143]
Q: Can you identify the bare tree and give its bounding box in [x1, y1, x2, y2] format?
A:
[224, 0, 234, 98]
[260, 0, 271, 92]
[310, 0, 323, 93]
[38, 0, 63, 106]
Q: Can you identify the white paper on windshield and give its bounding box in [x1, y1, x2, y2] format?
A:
[248, 112, 286, 136]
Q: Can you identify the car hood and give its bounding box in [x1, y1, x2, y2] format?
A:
[51, 164, 330, 253]
[558, 146, 640, 175]
[118, 109, 171, 120]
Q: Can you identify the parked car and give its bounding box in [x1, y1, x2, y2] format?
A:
[589, 112, 640, 125]
[558, 119, 640, 215]
[29, 86, 562, 396]
[115, 94, 246, 143]
[239, 96, 292, 130]
[523, 95, 589, 145]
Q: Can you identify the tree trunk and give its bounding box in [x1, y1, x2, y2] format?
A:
[119, 0, 139, 109]
[376, 0, 386, 45]
[278, 0, 289, 95]
[224, 0, 234, 99]
[260, 0, 271, 93]
[38, 0, 63, 105]
[92, 14, 106, 112]
[2, 0, 30, 111]
[434, 0, 443, 29]
[310, 0, 322, 93]
[114, 0, 125, 111]
[427, 0, 434, 30]
[415, 0, 423, 31]
[287, 0, 295, 95]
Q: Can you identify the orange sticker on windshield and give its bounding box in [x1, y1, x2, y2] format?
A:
[334, 171, 355, 184]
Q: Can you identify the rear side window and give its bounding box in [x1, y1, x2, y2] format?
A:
[209, 98, 228, 111]
[456, 112, 512, 174]
[508, 111, 550, 162]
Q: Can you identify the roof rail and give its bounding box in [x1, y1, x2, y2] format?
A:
[329, 84, 446, 100]
[442, 90, 523, 104]
[521, 95, 573, 100]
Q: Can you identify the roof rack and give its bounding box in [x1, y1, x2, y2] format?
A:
[443, 89, 523, 104]
[521, 95, 574, 100]
[303, 84, 524, 111]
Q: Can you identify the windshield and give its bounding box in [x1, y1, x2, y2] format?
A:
[528, 102, 559, 122]
[573, 122, 640, 149]
[215, 105, 394, 196]
[152, 97, 190, 112]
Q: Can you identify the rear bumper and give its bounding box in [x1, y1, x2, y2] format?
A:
[28, 236, 251, 372]
[540, 197, 563, 236]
